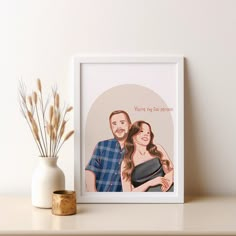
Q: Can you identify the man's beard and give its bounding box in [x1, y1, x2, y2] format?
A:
[113, 130, 128, 141]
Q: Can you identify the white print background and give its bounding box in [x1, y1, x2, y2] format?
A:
[81, 63, 177, 122]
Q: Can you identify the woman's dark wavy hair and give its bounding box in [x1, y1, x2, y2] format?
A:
[122, 120, 169, 181]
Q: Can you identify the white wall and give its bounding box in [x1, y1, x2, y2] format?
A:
[0, 0, 236, 196]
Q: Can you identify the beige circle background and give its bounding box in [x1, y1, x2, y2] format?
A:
[85, 84, 174, 165]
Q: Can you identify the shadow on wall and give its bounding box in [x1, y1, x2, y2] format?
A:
[184, 59, 205, 196]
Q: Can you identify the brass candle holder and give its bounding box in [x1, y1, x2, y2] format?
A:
[52, 190, 76, 216]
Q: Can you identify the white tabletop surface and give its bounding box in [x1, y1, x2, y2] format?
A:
[0, 196, 236, 235]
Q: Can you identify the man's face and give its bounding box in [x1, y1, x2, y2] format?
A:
[110, 113, 130, 141]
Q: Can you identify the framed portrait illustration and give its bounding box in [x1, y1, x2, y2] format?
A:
[74, 56, 184, 203]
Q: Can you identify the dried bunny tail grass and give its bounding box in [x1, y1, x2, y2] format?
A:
[64, 130, 74, 141]
[33, 92, 38, 104]
[66, 106, 73, 113]
[54, 115, 59, 131]
[52, 113, 56, 126]
[31, 118, 38, 133]
[37, 79, 42, 93]
[59, 120, 66, 138]
[19, 79, 74, 157]
[55, 130, 74, 156]
[53, 112, 61, 133]
[49, 106, 53, 123]
[28, 96, 33, 107]
[51, 108, 56, 125]
[46, 122, 51, 135]
[52, 130, 57, 141]
[31, 119, 39, 140]
[27, 110, 33, 122]
[55, 93, 60, 108]
[57, 112, 61, 125]
[33, 131, 40, 142]
[52, 110, 59, 130]
[50, 126, 54, 139]
[46, 122, 54, 137]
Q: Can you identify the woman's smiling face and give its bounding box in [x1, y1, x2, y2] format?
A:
[133, 123, 151, 146]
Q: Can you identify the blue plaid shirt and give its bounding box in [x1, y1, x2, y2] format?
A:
[85, 138, 124, 192]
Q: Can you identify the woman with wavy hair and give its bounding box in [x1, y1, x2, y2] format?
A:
[121, 120, 174, 192]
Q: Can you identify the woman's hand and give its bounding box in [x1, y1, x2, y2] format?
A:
[149, 176, 169, 190]
[161, 170, 174, 192]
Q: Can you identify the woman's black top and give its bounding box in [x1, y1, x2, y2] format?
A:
[131, 158, 174, 192]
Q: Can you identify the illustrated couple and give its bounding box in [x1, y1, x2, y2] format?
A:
[85, 110, 174, 192]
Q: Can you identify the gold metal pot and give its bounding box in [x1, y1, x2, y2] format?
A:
[52, 190, 76, 216]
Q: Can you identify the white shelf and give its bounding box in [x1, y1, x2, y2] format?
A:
[0, 196, 236, 235]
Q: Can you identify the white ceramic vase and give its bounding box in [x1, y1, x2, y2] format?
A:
[32, 157, 65, 208]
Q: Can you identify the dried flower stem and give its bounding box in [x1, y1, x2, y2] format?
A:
[19, 79, 74, 158]
[18, 81, 44, 156]
[19, 103, 44, 156]
[49, 106, 54, 156]
[30, 117, 45, 156]
[37, 79, 42, 93]
[37, 78, 48, 156]
[53, 105, 71, 156]
[55, 130, 74, 157]
[34, 99, 47, 156]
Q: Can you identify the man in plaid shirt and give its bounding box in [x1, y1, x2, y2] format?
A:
[85, 110, 132, 192]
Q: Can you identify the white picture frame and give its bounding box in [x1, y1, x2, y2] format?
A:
[74, 56, 184, 203]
